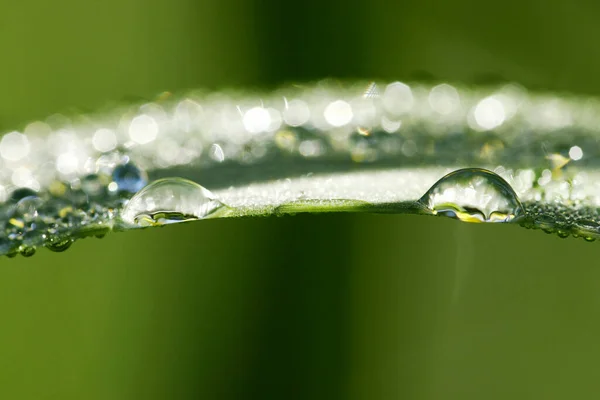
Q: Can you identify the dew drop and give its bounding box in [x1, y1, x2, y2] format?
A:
[9, 195, 43, 221]
[81, 174, 107, 197]
[121, 178, 224, 227]
[572, 219, 600, 242]
[10, 187, 38, 202]
[419, 168, 524, 223]
[574, 219, 600, 232]
[46, 236, 73, 252]
[18, 245, 36, 257]
[112, 163, 148, 194]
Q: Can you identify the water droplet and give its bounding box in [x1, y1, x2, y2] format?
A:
[419, 168, 523, 223]
[209, 144, 225, 162]
[121, 178, 224, 226]
[112, 163, 148, 194]
[10, 187, 37, 202]
[557, 230, 570, 238]
[46, 236, 73, 252]
[81, 174, 107, 197]
[571, 219, 600, 242]
[9, 196, 43, 221]
[575, 219, 600, 232]
[18, 245, 36, 257]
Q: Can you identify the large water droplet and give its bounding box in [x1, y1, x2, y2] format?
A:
[419, 168, 524, 223]
[9, 195, 43, 221]
[46, 236, 73, 252]
[121, 178, 224, 227]
[112, 162, 148, 194]
[10, 187, 38, 202]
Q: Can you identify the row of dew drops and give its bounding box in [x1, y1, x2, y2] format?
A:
[115, 167, 600, 243]
[2, 160, 148, 257]
[4, 156, 598, 257]
[4, 81, 600, 256]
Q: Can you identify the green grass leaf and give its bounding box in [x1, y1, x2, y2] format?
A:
[1, 80, 599, 257]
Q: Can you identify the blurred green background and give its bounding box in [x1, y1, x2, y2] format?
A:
[2, 1, 600, 399]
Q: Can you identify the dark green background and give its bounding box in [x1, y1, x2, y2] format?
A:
[1, 1, 600, 399]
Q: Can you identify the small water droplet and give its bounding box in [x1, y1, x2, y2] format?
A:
[585, 236, 596, 242]
[557, 230, 570, 238]
[121, 178, 224, 227]
[81, 174, 107, 197]
[18, 245, 36, 257]
[419, 168, 523, 223]
[46, 236, 73, 252]
[112, 163, 148, 194]
[7, 232, 22, 241]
